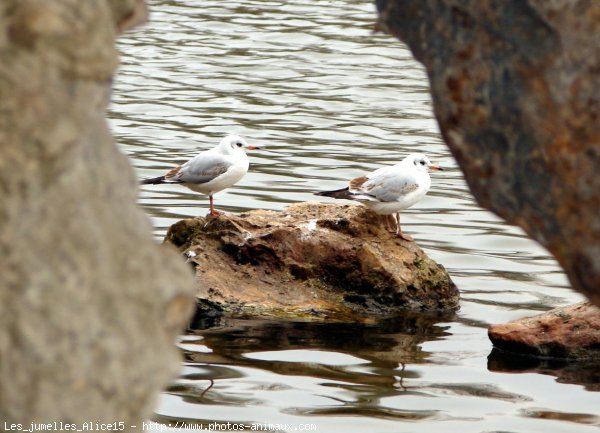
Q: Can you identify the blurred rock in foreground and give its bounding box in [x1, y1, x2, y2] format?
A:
[0, 0, 193, 429]
[488, 302, 600, 360]
[375, 0, 600, 306]
[166, 202, 459, 321]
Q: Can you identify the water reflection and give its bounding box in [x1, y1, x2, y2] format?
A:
[153, 317, 600, 432]
[187, 313, 451, 364]
[488, 348, 600, 392]
[167, 315, 464, 424]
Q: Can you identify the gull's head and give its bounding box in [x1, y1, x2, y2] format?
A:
[219, 134, 260, 153]
[405, 153, 443, 172]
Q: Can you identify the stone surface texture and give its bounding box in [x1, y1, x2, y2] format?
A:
[375, 0, 600, 306]
[0, 0, 193, 429]
[488, 302, 600, 359]
[166, 202, 459, 321]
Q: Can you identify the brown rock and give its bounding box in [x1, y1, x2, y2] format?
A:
[375, 0, 600, 306]
[165, 202, 459, 321]
[488, 302, 600, 359]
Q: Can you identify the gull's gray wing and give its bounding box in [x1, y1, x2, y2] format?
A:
[166, 151, 232, 184]
[360, 165, 419, 202]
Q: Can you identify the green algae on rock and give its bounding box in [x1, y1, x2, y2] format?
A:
[166, 202, 459, 321]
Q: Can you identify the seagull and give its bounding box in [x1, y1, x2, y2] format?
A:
[315, 153, 443, 241]
[141, 134, 259, 216]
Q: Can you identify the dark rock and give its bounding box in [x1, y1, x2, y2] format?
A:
[166, 202, 459, 321]
[187, 299, 224, 330]
[488, 302, 600, 360]
[375, 0, 600, 306]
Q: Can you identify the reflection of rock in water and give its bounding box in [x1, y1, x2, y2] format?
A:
[488, 348, 600, 392]
[167, 202, 459, 321]
[189, 311, 453, 362]
[168, 313, 454, 417]
[179, 313, 453, 398]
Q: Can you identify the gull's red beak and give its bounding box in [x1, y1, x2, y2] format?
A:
[429, 165, 443, 171]
[246, 145, 260, 150]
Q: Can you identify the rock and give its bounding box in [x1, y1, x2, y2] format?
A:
[375, 1, 600, 306]
[488, 302, 600, 360]
[165, 202, 459, 320]
[0, 0, 194, 429]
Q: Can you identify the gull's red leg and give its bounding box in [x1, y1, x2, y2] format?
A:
[395, 212, 413, 241]
[208, 195, 222, 216]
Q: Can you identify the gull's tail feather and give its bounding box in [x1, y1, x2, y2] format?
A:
[140, 175, 166, 185]
[314, 187, 353, 200]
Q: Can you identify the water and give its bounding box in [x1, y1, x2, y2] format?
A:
[109, 1, 599, 432]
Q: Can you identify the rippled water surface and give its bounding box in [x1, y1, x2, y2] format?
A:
[110, 1, 598, 432]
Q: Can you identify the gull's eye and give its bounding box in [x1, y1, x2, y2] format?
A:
[420, 160, 426, 165]
[236, 142, 243, 148]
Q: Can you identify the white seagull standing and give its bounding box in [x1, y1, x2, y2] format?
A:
[315, 153, 443, 241]
[141, 134, 259, 216]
